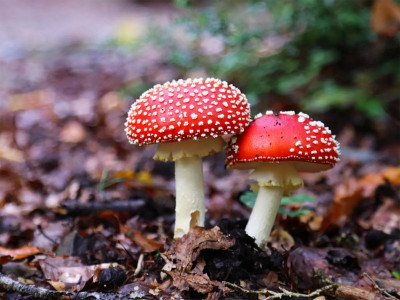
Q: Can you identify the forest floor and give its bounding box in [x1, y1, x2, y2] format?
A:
[1, 2, 400, 299]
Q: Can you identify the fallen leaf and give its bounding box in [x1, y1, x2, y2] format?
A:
[322, 166, 400, 230]
[124, 227, 164, 252]
[163, 227, 235, 295]
[173, 226, 235, 271]
[371, 0, 400, 37]
[300, 211, 323, 231]
[0, 255, 12, 265]
[321, 177, 364, 231]
[113, 170, 136, 180]
[269, 228, 295, 252]
[0, 246, 42, 260]
[9, 89, 53, 111]
[165, 271, 219, 294]
[0, 147, 24, 163]
[287, 247, 359, 290]
[39, 256, 125, 291]
[370, 200, 400, 234]
[99, 91, 123, 112]
[60, 121, 86, 143]
[136, 170, 154, 185]
[47, 281, 66, 291]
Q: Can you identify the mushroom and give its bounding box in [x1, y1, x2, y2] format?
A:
[125, 78, 250, 237]
[226, 111, 340, 247]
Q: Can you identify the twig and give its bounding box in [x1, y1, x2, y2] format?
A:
[0, 272, 64, 299]
[37, 224, 58, 245]
[0, 272, 146, 299]
[61, 199, 145, 215]
[223, 281, 337, 299]
[363, 272, 398, 299]
[134, 253, 144, 276]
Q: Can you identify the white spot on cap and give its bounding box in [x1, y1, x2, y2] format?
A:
[281, 111, 295, 115]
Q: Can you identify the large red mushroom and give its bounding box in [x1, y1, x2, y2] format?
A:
[126, 78, 250, 237]
[226, 111, 340, 247]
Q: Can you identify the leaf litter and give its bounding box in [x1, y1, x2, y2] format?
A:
[0, 45, 399, 299]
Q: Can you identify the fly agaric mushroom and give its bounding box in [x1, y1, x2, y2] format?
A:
[226, 111, 340, 247]
[125, 78, 250, 237]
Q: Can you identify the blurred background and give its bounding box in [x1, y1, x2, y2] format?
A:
[0, 0, 399, 207]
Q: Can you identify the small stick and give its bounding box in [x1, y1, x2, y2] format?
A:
[363, 272, 397, 299]
[134, 253, 144, 276]
[0, 272, 145, 299]
[0, 272, 64, 299]
[61, 199, 145, 215]
[223, 281, 337, 299]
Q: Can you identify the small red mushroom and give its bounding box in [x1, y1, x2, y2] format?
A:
[226, 111, 340, 247]
[126, 78, 250, 237]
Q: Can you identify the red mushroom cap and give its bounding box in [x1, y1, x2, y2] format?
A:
[226, 111, 340, 172]
[125, 78, 251, 146]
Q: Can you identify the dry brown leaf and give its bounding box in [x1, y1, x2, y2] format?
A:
[163, 227, 235, 295]
[60, 121, 86, 143]
[99, 91, 123, 112]
[47, 281, 66, 291]
[371, 0, 400, 37]
[300, 211, 323, 231]
[322, 166, 400, 230]
[321, 177, 364, 231]
[0, 246, 42, 260]
[39, 256, 124, 291]
[173, 226, 235, 271]
[9, 89, 53, 111]
[269, 228, 295, 252]
[124, 227, 164, 252]
[0, 147, 24, 163]
[165, 271, 217, 294]
[0, 255, 12, 265]
[370, 200, 400, 233]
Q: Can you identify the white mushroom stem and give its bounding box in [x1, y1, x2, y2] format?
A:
[154, 137, 226, 238]
[245, 186, 283, 247]
[174, 156, 205, 238]
[245, 162, 304, 248]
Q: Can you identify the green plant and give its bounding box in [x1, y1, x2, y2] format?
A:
[240, 191, 315, 218]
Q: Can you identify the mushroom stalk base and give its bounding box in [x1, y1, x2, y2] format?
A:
[245, 186, 283, 248]
[174, 156, 205, 238]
